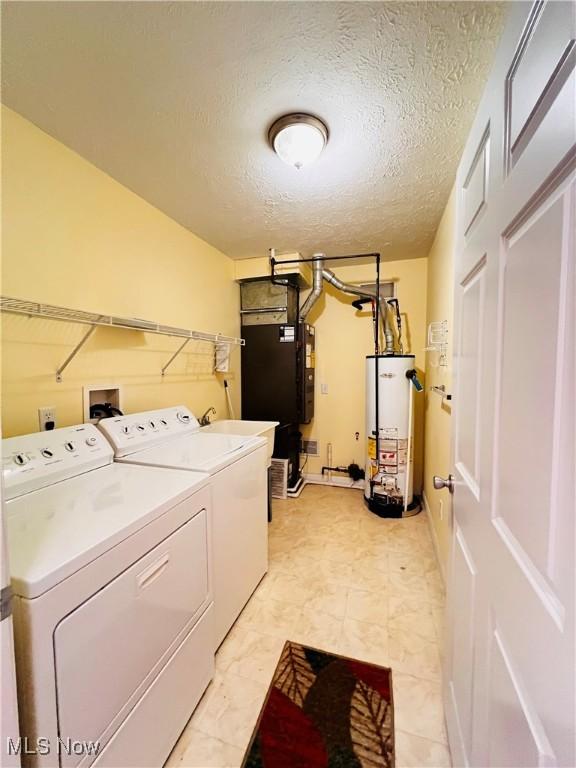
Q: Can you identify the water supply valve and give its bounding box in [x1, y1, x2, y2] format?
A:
[406, 369, 423, 392]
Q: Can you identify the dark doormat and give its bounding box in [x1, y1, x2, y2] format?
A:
[241, 641, 395, 768]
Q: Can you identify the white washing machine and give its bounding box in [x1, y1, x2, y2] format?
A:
[98, 406, 268, 647]
[3, 423, 213, 768]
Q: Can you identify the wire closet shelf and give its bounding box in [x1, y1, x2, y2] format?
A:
[0, 295, 245, 381]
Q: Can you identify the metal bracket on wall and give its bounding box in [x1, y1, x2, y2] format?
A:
[430, 384, 452, 402]
[161, 338, 191, 376]
[1, 295, 245, 381]
[56, 324, 97, 382]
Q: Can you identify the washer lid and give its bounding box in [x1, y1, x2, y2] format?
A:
[5, 463, 209, 599]
[115, 432, 266, 474]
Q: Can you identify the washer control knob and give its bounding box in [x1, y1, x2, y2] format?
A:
[121, 426, 131, 435]
[177, 412, 191, 424]
[160, 419, 168, 427]
[64, 441, 76, 452]
[136, 424, 146, 432]
[14, 453, 29, 466]
[86, 436, 98, 446]
[41, 449, 54, 458]
[149, 420, 157, 429]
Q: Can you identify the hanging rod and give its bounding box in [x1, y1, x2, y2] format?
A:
[1, 295, 244, 381]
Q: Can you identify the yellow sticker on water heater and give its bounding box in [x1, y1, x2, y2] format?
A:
[367, 437, 376, 460]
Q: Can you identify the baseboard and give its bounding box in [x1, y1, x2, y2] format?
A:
[422, 490, 446, 585]
[302, 473, 365, 490]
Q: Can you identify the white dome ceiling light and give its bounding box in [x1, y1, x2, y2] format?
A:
[268, 113, 329, 169]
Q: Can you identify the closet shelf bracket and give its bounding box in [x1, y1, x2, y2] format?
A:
[56, 324, 98, 383]
[1, 295, 245, 381]
[161, 338, 191, 377]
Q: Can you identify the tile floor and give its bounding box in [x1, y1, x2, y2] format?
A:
[167, 484, 452, 768]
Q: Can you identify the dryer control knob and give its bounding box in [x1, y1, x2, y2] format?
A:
[13, 453, 29, 466]
[121, 426, 131, 435]
[64, 441, 75, 452]
[177, 412, 191, 424]
[86, 436, 98, 446]
[41, 449, 54, 458]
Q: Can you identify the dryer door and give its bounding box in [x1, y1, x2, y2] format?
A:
[54, 503, 209, 765]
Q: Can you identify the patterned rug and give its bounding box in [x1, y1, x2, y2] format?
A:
[241, 641, 395, 768]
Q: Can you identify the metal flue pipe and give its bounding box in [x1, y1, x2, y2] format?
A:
[299, 255, 395, 354]
[320, 268, 395, 354]
[298, 254, 324, 321]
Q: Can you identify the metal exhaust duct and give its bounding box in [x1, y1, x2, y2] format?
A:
[299, 256, 395, 354]
[320, 268, 395, 354]
[299, 254, 324, 321]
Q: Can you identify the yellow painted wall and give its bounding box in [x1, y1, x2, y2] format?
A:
[423, 187, 456, 574]
[234, 256, 428, 491]
[1, 108, 240, 437]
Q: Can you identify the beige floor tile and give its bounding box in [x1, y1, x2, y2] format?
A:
[386, 537, 427, 556]
[166, 727, 244, 768]
[346, 587, 388, 625]
[389, 593, 435, 621]
[266, 550, 316, 576]
[192, 673, 267, 749]
[236, 596, 303, 640]
[290, 539, 327, 560]
[393, 672, 448, 744]
[339, 617, 390, 667]
[431, 604, 446, 644]
[388, 569, 430, 598]
[216, 626, 284, 684]
[355, 550, 390, 574]
[389, 606, 437, 642]
[250, 571, 277, 601]
[321, 539, 359, 564]
[388, 626, 442, 681]
[305, 579, 349, 618]
[389, 551, 438, 575]
[266, 572, 313, 606]
[301, 557, 353, 584]
[426, 580, 447, 608]
[173, 486, 451, 764]
[291, 605, 343, 652]
[395, 730, 452, 767]
[344, 561, 389, 593]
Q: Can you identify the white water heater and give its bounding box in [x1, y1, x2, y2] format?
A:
[364, 354, 421, 517]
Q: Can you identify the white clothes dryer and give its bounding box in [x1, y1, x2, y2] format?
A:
[3, 424, 213, 768]
[98, 406, 268, 647]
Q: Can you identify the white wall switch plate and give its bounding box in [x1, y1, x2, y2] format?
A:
[321, 383, 328, 394]
[38, 406, 56, 431]
[439, 498, 444, 520]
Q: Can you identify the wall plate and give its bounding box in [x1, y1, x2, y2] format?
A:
[83, 384, 123, 423]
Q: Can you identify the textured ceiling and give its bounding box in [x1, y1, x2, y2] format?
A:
[1, 1, 506, 261]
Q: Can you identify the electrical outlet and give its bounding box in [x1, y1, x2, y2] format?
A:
[439, 498, 444, 521]
[38, 407, 56, 431]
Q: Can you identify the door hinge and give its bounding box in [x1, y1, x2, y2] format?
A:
[0, 584, 13, 622]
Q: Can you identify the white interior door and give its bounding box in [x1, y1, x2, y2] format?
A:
[444, 2, 575, 766]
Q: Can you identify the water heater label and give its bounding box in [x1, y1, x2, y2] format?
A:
[279, 326, 295, 343]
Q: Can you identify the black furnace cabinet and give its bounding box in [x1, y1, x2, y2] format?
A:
[239, 276, 315, 489]
[241, 322, 315, 425]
